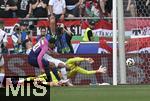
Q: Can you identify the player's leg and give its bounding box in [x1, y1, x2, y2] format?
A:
[50, 67, 61, 81]
[28, 55, 53, 84]
[35, 71, 59, 87]
[18, 72, 59, 86]
[58, 64, 67, 80]
[0, 56, 5, 87]
[48, 62, 67, 84]
[67, 68, 78, 78]
[52, 60, 68, 80]
[43, 54, 68, 81]
[50, 71, 59, 83]
[36, 72, 59, 87]
[38, 70, 59, 83]
[63, 68, 78, 86]
[0, 58, 4, 73]
[42, 59, 53, 83]
[42, 59, 67, 86]
[27, 56, 59, 86]
[54, 61, 75, 86]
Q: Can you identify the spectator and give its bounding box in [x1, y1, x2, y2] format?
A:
[15, 0, 31, 18]
[84, 0, 100, 23]
[17, 20, 32, 53]
[26, 0, 49, 18]
[55, 24, 74, 54]
[100, 0, 107, 14]
[135, 0, 149, 17]
[20, 20, 32, 48]
[126, 0, 137, 17]
[37, 26, 51, 41]
[0, 20, 7, 88]
[104, 0, 112, 17]
[28, 24, 36, 37]
[20, 21, 29, 42]
[100, 0, 112, 17]
[11, 24, 22, 53]
[65, 0, 82, 17]
[82, 21, 95, 42]
[48, 0, 66, 35]
[0, 0, 17, 18]
[0, 20, 8, 54]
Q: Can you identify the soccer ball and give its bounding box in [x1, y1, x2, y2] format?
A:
[126, 58, 135, 67]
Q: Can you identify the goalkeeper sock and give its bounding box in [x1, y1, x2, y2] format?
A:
[60, 67, 67, 80]
[0, 73, 5, 87]
[51, 67, 61, 81]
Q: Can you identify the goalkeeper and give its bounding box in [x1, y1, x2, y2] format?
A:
[66, 57, 107, 78]
[36, 57, 107, 86]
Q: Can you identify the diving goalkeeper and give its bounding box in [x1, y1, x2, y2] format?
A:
[36, 57, 107, 86]
[66, 57, 107, 78]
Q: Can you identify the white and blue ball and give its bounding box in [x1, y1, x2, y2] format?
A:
[126, 58, 135, 67]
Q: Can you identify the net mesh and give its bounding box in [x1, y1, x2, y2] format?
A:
[5, 53, 150, 85]
[123, 0, 149, 17]
[4, 54, 112, 85]
[124, 0, 150, 84]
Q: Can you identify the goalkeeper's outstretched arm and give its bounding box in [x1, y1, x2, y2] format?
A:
[66, 57, 94, 64]
[72, 66, 107, 75]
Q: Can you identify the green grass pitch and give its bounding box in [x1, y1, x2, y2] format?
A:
[51, 85, 150, 101]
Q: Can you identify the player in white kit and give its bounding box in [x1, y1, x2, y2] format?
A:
[0, 21, 7, 87]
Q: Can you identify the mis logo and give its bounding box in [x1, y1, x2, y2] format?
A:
[5, 78, 48, 97]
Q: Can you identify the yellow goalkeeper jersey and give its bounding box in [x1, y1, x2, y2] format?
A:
[65, 57, 85, 69]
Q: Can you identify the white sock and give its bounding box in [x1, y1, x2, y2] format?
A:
[60, 67, 67, 80]
[0, 73, 5, 87]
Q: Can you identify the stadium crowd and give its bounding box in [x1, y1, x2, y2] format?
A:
[0, 20, 75, 54]
[0, 0, 113, 54]
[0, 0, 112, 18]
[0, 0, 149, 54]
[0, 0, 149, 18]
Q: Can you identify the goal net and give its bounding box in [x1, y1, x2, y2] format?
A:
[123, 0, 150, 84]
